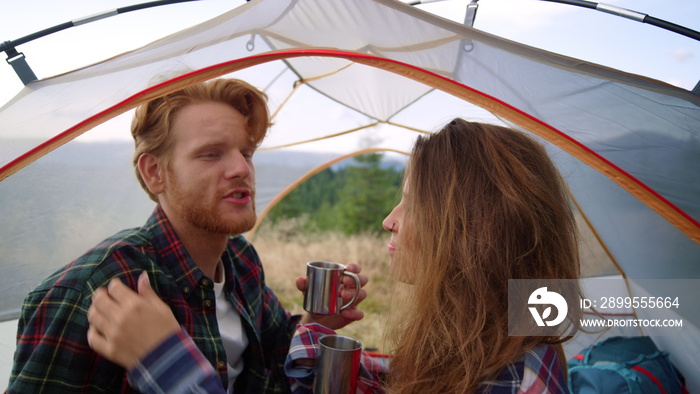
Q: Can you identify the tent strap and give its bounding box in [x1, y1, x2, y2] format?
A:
[271, 62, 355, 120]
[3, 42, 37, 85]
[259, 122, 380, 151]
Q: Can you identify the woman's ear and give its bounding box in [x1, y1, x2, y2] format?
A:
[137, 153, 165, 196]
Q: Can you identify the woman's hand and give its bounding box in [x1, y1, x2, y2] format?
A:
[87, 272, 180, 370]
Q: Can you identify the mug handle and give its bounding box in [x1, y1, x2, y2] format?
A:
[340, 271, 361, 311]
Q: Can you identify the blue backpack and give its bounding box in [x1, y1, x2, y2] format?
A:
[567, 336, 687, 394]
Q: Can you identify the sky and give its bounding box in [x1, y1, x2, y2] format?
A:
[0, 0, 699, 151]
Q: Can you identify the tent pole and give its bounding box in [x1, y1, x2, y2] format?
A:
[538, 0, 700, 42]
[0, 0, 201, 85]
[538, 0, 700, 95]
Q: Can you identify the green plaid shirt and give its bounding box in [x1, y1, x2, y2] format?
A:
[8, 206, 300, 393]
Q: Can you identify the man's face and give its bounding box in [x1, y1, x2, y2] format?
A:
[160, 101, 257, 236]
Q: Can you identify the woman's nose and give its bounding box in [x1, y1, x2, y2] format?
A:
[382, 216, 395, 233]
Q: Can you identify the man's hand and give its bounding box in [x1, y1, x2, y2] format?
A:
[297, 263, 368, 329]
[87, 272, 180, 370]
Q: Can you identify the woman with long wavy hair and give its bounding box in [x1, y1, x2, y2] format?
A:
[379, 119, 581, 393]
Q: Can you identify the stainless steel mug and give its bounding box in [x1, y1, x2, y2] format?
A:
[303, 261, 361, 315]
[314, 335, 362, 394]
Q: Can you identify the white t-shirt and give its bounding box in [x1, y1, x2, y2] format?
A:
[214, 280, 248, 392]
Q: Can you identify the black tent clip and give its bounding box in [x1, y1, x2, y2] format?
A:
[3, 41, 37, 85]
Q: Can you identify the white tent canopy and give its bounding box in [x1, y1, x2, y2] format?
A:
[1, 0, 698, 389]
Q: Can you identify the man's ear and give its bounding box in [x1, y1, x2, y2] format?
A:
[137, 153, 165, 196]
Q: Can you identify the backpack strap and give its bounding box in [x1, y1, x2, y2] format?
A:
[631, 366, 666, 394]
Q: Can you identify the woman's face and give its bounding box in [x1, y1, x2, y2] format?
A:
[383, 181, 410, 280]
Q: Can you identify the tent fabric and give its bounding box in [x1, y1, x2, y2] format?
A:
[0, 0, 698, 389]
[12, 48, 696, 240]
[1, 0, 699, 231]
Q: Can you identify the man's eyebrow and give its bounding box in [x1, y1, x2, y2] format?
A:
[191, 140, 257, 152]
[192, 142, 225, 152]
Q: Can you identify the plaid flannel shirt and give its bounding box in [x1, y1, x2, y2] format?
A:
[285, 325, 568, 394]
[478, 344, 569, 394]
[122, 323, 388, 394]
[129, 330, 224, 393]
[123, 326, 570, 394]
[114, 321, 569, 394]
[8, 206, 300, 393]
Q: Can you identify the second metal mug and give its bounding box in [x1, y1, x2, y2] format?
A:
[303, 261, 361, 315]
[314, 335, 362, 394]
